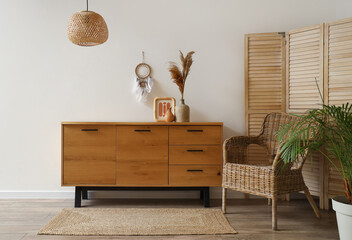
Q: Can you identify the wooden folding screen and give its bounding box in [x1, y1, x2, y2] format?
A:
[245, 18, 352, 208]
[324, 17, 352, 208]
[286, 24, 324, 112]
[244, 33, 286, 164]
[285, 24, 325, 206]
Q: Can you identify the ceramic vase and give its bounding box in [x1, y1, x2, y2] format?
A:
[164, 107, 175, 122]
[175, 99, 190, 122]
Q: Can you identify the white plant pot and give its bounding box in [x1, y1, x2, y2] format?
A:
[332, 196, 352, 240]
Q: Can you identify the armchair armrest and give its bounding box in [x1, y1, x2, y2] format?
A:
[223, 136, 262, 164]
[271, 148, 296, 174]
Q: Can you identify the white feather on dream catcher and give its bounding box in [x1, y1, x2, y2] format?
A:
[133, 52, 153, 102]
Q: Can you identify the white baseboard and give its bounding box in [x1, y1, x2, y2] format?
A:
[0, 191, 75, 199]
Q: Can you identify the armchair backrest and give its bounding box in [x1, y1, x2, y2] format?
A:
[259, 112, 297, 160]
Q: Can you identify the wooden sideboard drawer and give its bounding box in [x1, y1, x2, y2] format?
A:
[63, 125, 116, 185]
[169, 126, 221, 145]
[116, 126, 168, 186]
[169, 145, 221, 165]
[169, 165, 221, 186]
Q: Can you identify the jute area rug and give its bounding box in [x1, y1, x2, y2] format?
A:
[38, 208, 236, 236]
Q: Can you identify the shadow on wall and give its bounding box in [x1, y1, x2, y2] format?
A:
[223, 126, 241, 140]
[188, 107, 208, 122]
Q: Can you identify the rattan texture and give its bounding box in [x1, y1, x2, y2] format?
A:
[67, 11, 108, 46]
[38, 208, 236, 235]
[222, 112, 320, 230]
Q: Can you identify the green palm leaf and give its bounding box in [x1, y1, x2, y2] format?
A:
[277, 103, 352, 204]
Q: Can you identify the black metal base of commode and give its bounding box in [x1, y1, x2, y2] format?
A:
[74, 186, 210, 208]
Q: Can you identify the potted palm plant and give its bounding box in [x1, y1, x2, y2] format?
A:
[277, 103, 352, 240]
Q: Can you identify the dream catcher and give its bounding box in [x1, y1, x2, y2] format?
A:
[133, 52, 153, 102]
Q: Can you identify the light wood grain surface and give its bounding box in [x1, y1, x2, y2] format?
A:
[286, 24, 324, 113]
[62, 122, 223, 126]
[244, 32, 286, 165]
[169, 145, 221, 165]
[169, 165, 221, 186]
[324, 17, 352, 206]
[0, 198, 338, 240]
[63, 125, 116, 185]
[62, 123, 223, 188]
[169, 126, 221, 145]
[116, 126, 169, 186]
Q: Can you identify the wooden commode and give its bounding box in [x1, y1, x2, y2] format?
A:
[61, 122, 223, 207]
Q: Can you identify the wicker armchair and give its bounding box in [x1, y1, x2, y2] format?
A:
[222, 112, 321, 230]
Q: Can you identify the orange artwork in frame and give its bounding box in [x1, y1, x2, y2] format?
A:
[153, 97, 176, 122]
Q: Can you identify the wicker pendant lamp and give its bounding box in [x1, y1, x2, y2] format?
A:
[67, 0, 108, 46]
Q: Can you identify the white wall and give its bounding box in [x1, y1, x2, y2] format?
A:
[336, 0, 352, 19]
[0, 0, 342, 198]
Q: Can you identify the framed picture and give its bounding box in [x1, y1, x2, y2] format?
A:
[153, 97, 176, 122]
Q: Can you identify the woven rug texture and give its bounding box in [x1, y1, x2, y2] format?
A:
[38, 208, 236, 236]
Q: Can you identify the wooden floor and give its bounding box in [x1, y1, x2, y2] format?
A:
[0, 198, 338, 240]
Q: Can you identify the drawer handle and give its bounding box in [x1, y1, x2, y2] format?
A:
[187, 149, 204, 152]
[81, 129, 98, 131]
[187, 129, 203, 132]
[134, 129, 151, 132]
[187, 169, 203, 172]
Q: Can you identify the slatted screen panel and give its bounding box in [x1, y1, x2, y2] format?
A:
[302, 152, 323, 197]
[327, 160, 344, 198]
[286, 25, 324, 200]
[324, 18, 352, 201]
[286, 24, 324, 112]
[245, 33, 285, 164]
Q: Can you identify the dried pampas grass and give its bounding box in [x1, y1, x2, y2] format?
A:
[169, 51, 195, 100]
[169, 63, 184, 94]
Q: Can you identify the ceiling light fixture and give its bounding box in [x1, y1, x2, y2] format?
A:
[67, 0, 108, 46]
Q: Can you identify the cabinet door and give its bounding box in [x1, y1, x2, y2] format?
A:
[116, 126, 168, 186]
[63, 125, 116, 185]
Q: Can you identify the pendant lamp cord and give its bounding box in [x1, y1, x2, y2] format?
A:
[86, 0, 89, 11]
